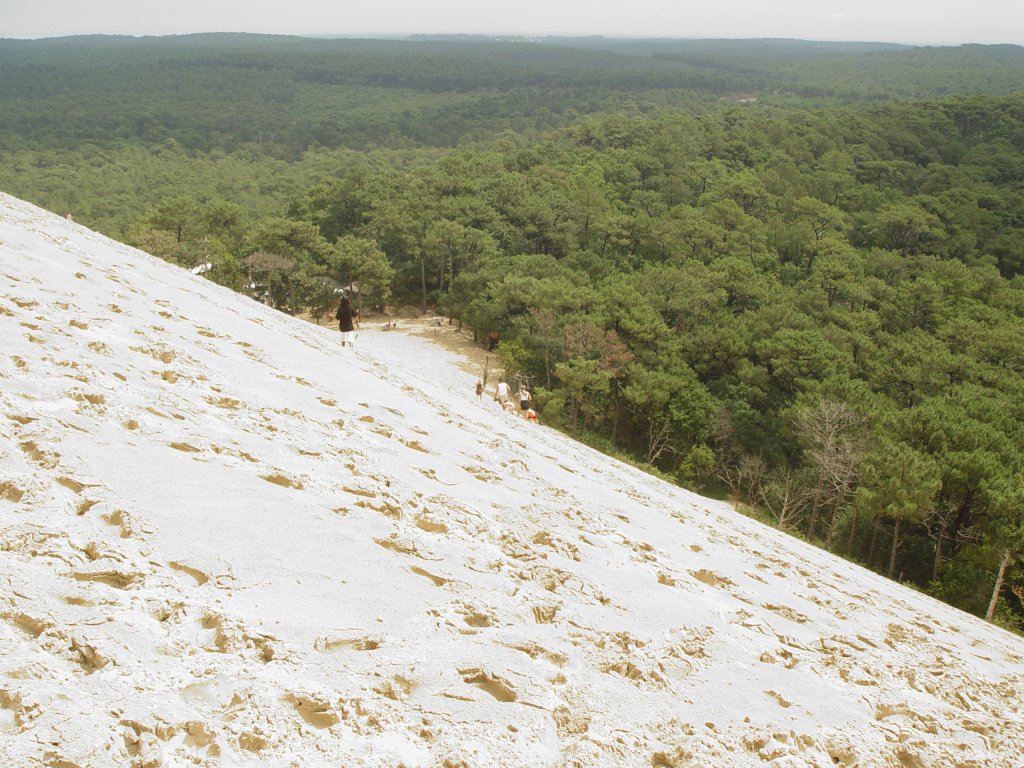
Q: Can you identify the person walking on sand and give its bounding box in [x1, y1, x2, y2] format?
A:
[335, 296, 360, 348]
[475, 380, 484, 399]
[518, 385, 532, 417]
[494, 378, 509, 406]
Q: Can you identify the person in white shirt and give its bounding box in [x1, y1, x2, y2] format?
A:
[494, 378, 509, 405]
[518, 386, 531, 416]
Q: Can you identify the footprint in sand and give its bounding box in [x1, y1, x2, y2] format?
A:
[314, 633, 383, 652]
[458, 668, 517, 702]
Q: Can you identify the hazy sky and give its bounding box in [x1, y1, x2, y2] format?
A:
[2, 0, 1021, 45]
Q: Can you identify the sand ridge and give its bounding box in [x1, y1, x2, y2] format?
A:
[2, 192, 1023, 767]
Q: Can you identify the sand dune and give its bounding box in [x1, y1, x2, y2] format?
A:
[2, 192, 1023, 767]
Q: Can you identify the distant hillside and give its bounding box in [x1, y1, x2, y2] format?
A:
[1, 34, 1022, 155]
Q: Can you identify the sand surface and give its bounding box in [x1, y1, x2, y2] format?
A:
[2, 192, 1023, 767]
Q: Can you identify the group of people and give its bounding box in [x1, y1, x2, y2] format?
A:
[339, 297, 535, 424]
[477, 377, 537, 422]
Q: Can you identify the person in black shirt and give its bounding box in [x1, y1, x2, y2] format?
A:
[335, 296, 360, 348]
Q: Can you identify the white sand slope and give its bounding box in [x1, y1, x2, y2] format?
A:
[1, 191, 1023, 767]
